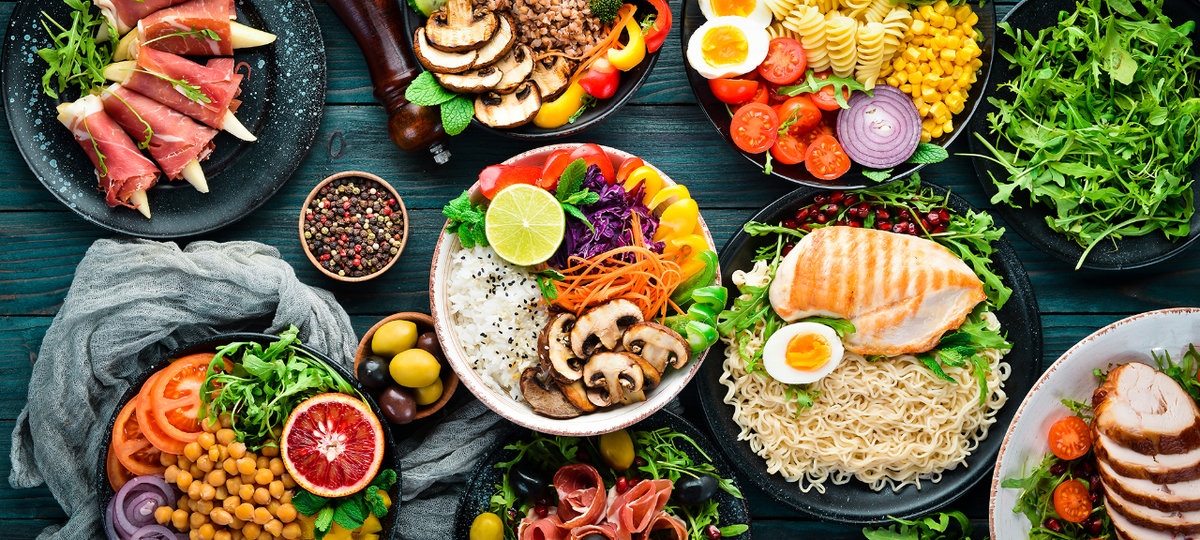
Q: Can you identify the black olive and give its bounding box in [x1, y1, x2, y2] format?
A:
[509, 462, 550, 500]
[378, 386, 416, 424]
[356, 356, 392, 392]
[673, 475, 719, 505]
[416, 332, 443, 360]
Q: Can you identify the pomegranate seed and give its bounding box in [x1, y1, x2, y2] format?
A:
[782, 218, 799, 229]
[931, 224, 947, 234]
[783, 242, 796, 255]
[829, 192, 845, 203]
[938, 209, 951, 221]
[897, 209, 911, 221]
[892, 223, 907, 234]
[706, 525, 722, 540]
[1079, 460, 1097, 475]
[801, 224, 813, 231]
[843, 195, 858, 206]
[534, 505, 548, 518]
[814, 194, 829, 205]
[815, 214, 828, 224]
[877, 222, 892, 231]
[855, 205, 870, 218]
[822, 203, 839, 214]
[848, 220, 862, 228]
[1086, 473, 1101, 490]
[1042, 518, 1062, 532]
[1088, 492, 1102, 506]
[536, 496, 553, 507]
[629, 475, 641, 485]
[634, 457, 648, 468]
[616, 476, 629, 494]
[875, 209, 890, 220]
[508, 508, 520, 521]
[1082, 516, 1102, 535]
[795, 208, 810, 221]
[1049, 461, 1068, 476]
[926, 212, 942, 225]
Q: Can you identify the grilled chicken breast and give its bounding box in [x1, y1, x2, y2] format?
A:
[767, 226, 986, 356]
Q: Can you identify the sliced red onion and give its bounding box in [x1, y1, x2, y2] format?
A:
[104, 497, 121, 540]
[836, 85, 922, 169]
[128, 525, 179, 540]
[110, 475, 177, 538]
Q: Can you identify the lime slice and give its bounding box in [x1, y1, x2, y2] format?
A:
[485, 184, 565, 266]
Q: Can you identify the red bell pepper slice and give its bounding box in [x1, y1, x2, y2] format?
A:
[479, 165, 544, 199]
[578, 57, 620, 99]
[643, 0, 672, 54]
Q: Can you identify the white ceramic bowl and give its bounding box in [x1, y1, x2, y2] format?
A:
[429, 144, 721, 436]
[989, 308, 1200, 539]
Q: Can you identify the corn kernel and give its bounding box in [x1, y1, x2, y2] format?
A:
[921, 87, 941, 104]
[955, 5, 973, 22]
[918, 5, 934, 19]
[970, 58, 983, 70]
[943, 119, 955, 134]
[942, 16, 956, 29]
[930, 102, 950, 121]
[894, 57, 908, 71]
[900, 83, 914, 94]
[922, 118, 937, 131]
[886, 75, 901, 87]
[903, 47, 921, 62]
[930, 125, 945, 139]
[933, 0, 949, 13]
[937, 77, 953, 92]
[909, 71, 924, 85]
[966, 13, 978, 26]
[947, 99, 965, 115]
[919, 63, 931, 74]
[894, 71, 908, 84]
[921, 131, 933, 143]
[968, 71, 978, 83]
[931, 63, 945, 77]
[912, 19, 928, 34]
[917, 102, 931, 117]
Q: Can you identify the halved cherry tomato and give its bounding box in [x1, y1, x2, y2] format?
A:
[1052, 479, 1092, 523]
[757, 38, 806, 85]
[1048, 416, 1093, 461]
[770, 133, 807, 165]
[568, 143, 616, 184]
[737, 82, 770, 107]
[804, 135, 851, 180]
[774, 96, 821, 136]
[617, 157, 645, 182]
[479, 165, 543, 199]
[137, 370, 186, 454]
[149, 353, 211, 446]
[112, 400, 165, 476]
[709, 78, 759, 105]
[730, 102, 779, 154]
[106, 445, 135, 491]
[809, 70, 850, 111]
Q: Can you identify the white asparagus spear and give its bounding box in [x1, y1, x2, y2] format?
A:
[181, 160, 209, 193]
[128, 189, 152, 219]
[113, 22, 277, 62]
[102, 61, 257, 142]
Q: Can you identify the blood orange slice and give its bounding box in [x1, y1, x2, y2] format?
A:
[281, 393, 384, 498]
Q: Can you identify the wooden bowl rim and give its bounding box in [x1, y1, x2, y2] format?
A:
[354, 312, 459, 420]
[298, 171, 410, 283]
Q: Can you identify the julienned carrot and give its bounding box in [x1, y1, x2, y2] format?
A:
[569, 4, 638, 86]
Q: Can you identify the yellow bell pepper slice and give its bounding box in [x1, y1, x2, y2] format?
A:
[534, 82, 587, 129]
[665, 234, 710, 279]
[623, 166, 663, 200]
[653, 199, 700, 242]
[607, 17, 647, 71]
[648, 185, 690, 215]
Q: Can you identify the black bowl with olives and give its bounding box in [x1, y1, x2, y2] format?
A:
[354, 312, 458, 423]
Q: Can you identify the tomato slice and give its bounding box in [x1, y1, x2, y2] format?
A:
[1052, 479, 1093, 523]
[1048, 416, 1093, 461]
[539, 149, 574, 189]
[112, 400, 166, 476]
[775, 96, 821, 137]
[617, 157, 645, 182]
[149, 353, 211, 446]
[757, 38, 807, 85]
[804, 135, 851, 180]
[136, 370, 186, 454]
[770, 133, 807, 165]
[809, 70, 850, 111]
[568, 143, 616, 185]
[106, 445, 135, 491]
[730, 102, 779, 154]
[709, 78, 759, 105]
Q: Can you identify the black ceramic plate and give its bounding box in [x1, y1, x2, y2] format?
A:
[453, 409, 752, 538]
[681, 0, 996, 189]
[96, 333, 402, 539]
[2, 0, 326, 239]
[696, 184, 1042, 524]
[966, 0, 1200, 270]
[400, 1, 661, 140]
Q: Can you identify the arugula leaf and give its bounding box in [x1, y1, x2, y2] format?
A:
[863, 511, 975, 540]
[37, 0, 117, 99]
[778, 69, 870, 108]
[1153, 345, 1200, 402]
[799, 317, 855, 337]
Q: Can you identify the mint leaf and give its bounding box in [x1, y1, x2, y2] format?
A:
[440, 95, 474, 136]
[406, 71, 457, 106]
[798, 317, 855, 337]
[906, 143, 949, 164]
[314, 506, 335, 539]
[562, 203, 594, 232]
[365, 489, 388, 517]
[862, 168, 893, 182]
[333, 497, 368, 530]
[291, 490, 328, 516]
[555, 159, 588, 202]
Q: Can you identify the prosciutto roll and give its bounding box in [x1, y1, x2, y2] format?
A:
[100, 84, 216, 188]
[96, 0, 189, 34]
[137, 0, 235, 56]
[637, 512, 688, 540]
[123, 48, 243, 131]
[569, 523, 631, 540]
[554, 465, 607, 529]
[56, 95, 158, 216]
[517, 516, 568, 540]
[606, 479, 673, 534]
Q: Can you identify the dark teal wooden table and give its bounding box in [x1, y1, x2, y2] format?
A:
[2, 0, 1198, 537]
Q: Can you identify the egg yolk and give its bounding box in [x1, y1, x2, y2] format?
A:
[701, 26, 748, 66]
[712, 0, 755, 17]
[785, 333, 832, 371]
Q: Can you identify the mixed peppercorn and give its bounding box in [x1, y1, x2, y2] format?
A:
[303, 177, 405, 278]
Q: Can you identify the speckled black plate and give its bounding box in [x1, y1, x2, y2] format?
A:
[453, 410, 752, 538]
[966, 0, 1200, 270]
[2, 0, 325, 239]
[696, 184, 1042, 524]
[680, 0, 996, 190]
[400, 0, 662, 140]
[96, 333, 403, 539]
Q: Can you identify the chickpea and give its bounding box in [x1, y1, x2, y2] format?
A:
[188, 499, 199, 512]
[177, 495, 191, 511]
[222, 458, 238, 475]
[198, 432, 216, 450]
[196, 499, 215, 515]
[214, 531, 231, 540]
[160, 452, 176, 467]
[226, 477, 243, 494]
[230, 517, 245, 529]
[171, 508, 189, 529]
[264, 519, 284, 536]
[255, 456, 269, 470]
[261, 445, 279, 458]
[228, 442, 247, 459]
[252, 507, 272, 525]
[276, 504, 297, 523]
[268, 481, 284, 499]
[207, 470, 227, 487]
[254, 469, 273, 486]
[252, 487, 271, 505]
[217, 446, 229, 462]
[189, 529, 200, 540]
[164, 465, 181, 483]
[209, 446, 222, 463]
[238, 484, 254, 501]
[184, 442, 204, 462]
[190, 464, 204, 479]
[241, 523, 262, 539]
[202, 417, 220, 433]
[198, 523, 215, 540]
[217, 429, 237, 446]
[266, 501, 280, 515]
[281, 522, 302, 539]
[215, 486, 228, 500]
[197, 455, 214, 473]
[268, 458, 285, 476]
[189, 511, 207, 529]
[219, 413, 233, 428]
[280, 474, 296, 489]
[177, 455, 191, 469]
[236, 457, 257, 476]
[187, 481, 203, 501]
[176, 470, 194, 491]
[154, 506, 172, 524]
[223, 495, 240, 513]
[210, 508, 234, 526]
[234, 502, 254, 521]
[279, 491, 293, 504]
[200, 483, 216, 501]
[240, 474, 255, 485]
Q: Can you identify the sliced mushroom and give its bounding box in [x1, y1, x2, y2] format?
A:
[434, 65, 503, 93]
[622, 322, 691, 372]
[529, 56, 574, 102]
[570, 299, 644, 358]
[519, 367, 582, 419]
[470, 15, 516, 69]
[493, 45, 535, 94]
[425, 0, 497, 52]
[583, 352, 645, 407]
[631, 355, 662, 390]
[413, 27, 477, 74]
[557, 380, 597, 412]
[620, 390, 647, 406]
[538, 312, 584, 383]
[474, 82, 541, 128]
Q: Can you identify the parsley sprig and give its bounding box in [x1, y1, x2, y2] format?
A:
[37, 0, 117, 99]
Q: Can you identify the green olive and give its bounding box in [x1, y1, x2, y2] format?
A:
[412, 377, 444, 406]
[469, 512, 504, 540]
[599, 429, 635, 471]
[371, 320, 418, 357]
[389, 349, 441, 388]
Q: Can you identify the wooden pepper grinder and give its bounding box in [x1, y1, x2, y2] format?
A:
[328, 0, 452, 164]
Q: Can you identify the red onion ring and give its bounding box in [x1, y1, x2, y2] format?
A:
[836, 85, 922, 169]
[128, 524, 181, 540]
[104, 497, 120, 540]
[110, 475, 177, 538]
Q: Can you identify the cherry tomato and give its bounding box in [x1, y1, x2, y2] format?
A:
[809, 70, 850, 111]
[112, 400, 166, 476]
[540, 149, 575, 189]
[774, 96, 822, 136]
[1052, 479, 1092, 523]
[479, 165, 543, 199]
[737, 82, 771, 107]
[578, 57, 620, 99]
[106, 445, 135, 491]
[709, 78, 760, 105]
[770, 133, 807, 165]
[730, 102, 779, 154]
[1048, 416, 1093, 461]
[568, 143, 615, 184]
[149, 354, 210, 446]
[804, 135, 851, 180]
[617, 157, 645, 182]
[136, 370, 187, 454]
[757, 38, 807, 85]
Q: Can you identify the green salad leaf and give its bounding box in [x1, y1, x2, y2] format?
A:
[862, 511, 976, 540]
[37, 0, 117, 99]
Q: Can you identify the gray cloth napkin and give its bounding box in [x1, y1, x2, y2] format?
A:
[9, 239, 358, 540]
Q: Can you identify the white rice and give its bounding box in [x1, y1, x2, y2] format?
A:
[446, 244, 548, 401]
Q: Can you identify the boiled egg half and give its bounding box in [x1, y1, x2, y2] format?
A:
[699, 0, 772, 28]
[686, 17, 770, 80]
[762, 322, 845, 385]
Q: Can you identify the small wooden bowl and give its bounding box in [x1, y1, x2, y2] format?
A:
[355, 312, 458, 421]
[299, 171, 409, 282]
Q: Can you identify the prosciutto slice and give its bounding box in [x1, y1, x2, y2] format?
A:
[56, 95, 159, 210]
[124, 48, 243, 130]
[637, 512, 688, 540]
[96, 0, 189, 34]
[606, 480, 673, 534]
[137, 0, 235, 56]
[519, 516, 568, 540]
[569, 523, 632, 540]
[100, 85, 217, 180]
[554, 465, 607, 529]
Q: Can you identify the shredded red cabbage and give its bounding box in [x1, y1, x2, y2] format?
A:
[548, 165, 662, 269]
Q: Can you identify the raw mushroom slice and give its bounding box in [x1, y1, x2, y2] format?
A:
[519, 368, 582, 419]
[583, 352, 645, 407]
[474, 82, 541, 128]
[435, 65, 503, 93]
[570, 299, 644, 358]
[425, 0, 497, 52]
[529, 56, 574, 102]
[538, 312, 584, 384]
[470, 14, 516, 69]
[413, 27, 478, 74]
[622, 322, 691, 372]
[492, 45, 535, 94]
